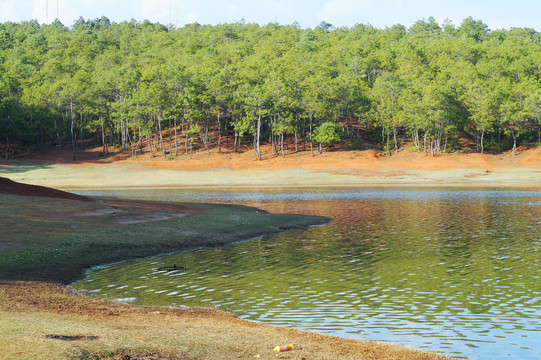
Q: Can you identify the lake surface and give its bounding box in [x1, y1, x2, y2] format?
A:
[72, 188, 541, 359]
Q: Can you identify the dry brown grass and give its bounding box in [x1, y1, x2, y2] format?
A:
[1, 281, 456, 360]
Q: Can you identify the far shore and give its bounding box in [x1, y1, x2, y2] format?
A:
[1, 145, 540, 190]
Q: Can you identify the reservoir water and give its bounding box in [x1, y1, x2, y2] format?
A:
[72, 188, 541, 359]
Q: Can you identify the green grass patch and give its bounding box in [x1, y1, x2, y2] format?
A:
[0, 194, 329, 283]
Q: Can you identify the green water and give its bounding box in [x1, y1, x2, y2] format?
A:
[72, 188, 541, 359]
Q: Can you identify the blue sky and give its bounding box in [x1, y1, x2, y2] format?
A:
[1, 0, 540, 30]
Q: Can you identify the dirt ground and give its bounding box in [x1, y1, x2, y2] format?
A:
[9, 143, 540, 190]
[18, 141, 541, 172]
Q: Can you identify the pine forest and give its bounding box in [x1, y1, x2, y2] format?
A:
[1, 16, 541, 160]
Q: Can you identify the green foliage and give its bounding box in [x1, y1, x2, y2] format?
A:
[313, 122, 340, 146]
[0, 17, 539, 157]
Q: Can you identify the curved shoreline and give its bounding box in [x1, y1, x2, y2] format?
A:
[0, 164, 470, 360]
[0, 190, 455, 360]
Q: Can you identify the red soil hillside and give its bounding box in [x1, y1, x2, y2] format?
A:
[7, 138, 541, 174]
[106, 143, 541, 173]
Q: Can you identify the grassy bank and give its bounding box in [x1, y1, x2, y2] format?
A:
[0, 193, 329, 283]
[0, 182, 455, 359]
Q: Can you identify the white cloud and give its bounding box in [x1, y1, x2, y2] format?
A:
[266, 0, 292, 11]
[139, 0, 170, 23]
[316, 0, 372, 24]
[0, 0, 23, 22]
[229, 4, 240, 19]
[58, 0, 89, 25]
[30, 0, 45, 23]
[184, 10, 198, 24]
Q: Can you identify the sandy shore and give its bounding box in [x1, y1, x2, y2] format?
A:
[1, 146, 540, 190]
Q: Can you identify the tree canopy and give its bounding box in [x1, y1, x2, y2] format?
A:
[1, 17, 540, 159]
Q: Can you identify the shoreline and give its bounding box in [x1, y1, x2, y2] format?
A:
[66, 181, 541, 190]
[0, 145, 539, 191]
[2, 280, 457, 360]
[2, 162, 540, 191]
[0, 181, 456, 359]
[66, 218, 333, 285]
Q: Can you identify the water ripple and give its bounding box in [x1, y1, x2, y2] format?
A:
[72, 188, 541, 359]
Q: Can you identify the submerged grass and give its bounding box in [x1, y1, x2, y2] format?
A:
[0, 194, 328, 282]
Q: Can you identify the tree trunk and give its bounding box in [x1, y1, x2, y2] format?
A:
[225, 112, 229, 147]
[126, 123, 132, 151]
[381, 125, 385, 151]
[480, 129, 485, 154]
[100, 98, 107, 154]
[185, 131, 189, 155]
[255, 109, 262, 160]
[174, 117, 178, 156]
[253, 129, 257, 158]
[205, 121, 209, 146]
[217, 110, 222, 153]
[70, 100, 76, 161]
[274, 115, 279, 156]
[157, 113, 165, 157]
[303, 116, 306, 151]
[57, 105, 63, 150]
[168, 124, 173, 156]
[200, 131, 210, 154]
[309, 113, 314, 156]
[444, 134, 448, 153]
[120, 121, 124, 151]
[149, 130, 155, 157]
[511, 128, 517, 156]
[4, 134, 9, 160]
[295, 114, 299, 153]
[79, 110, 83, 149]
